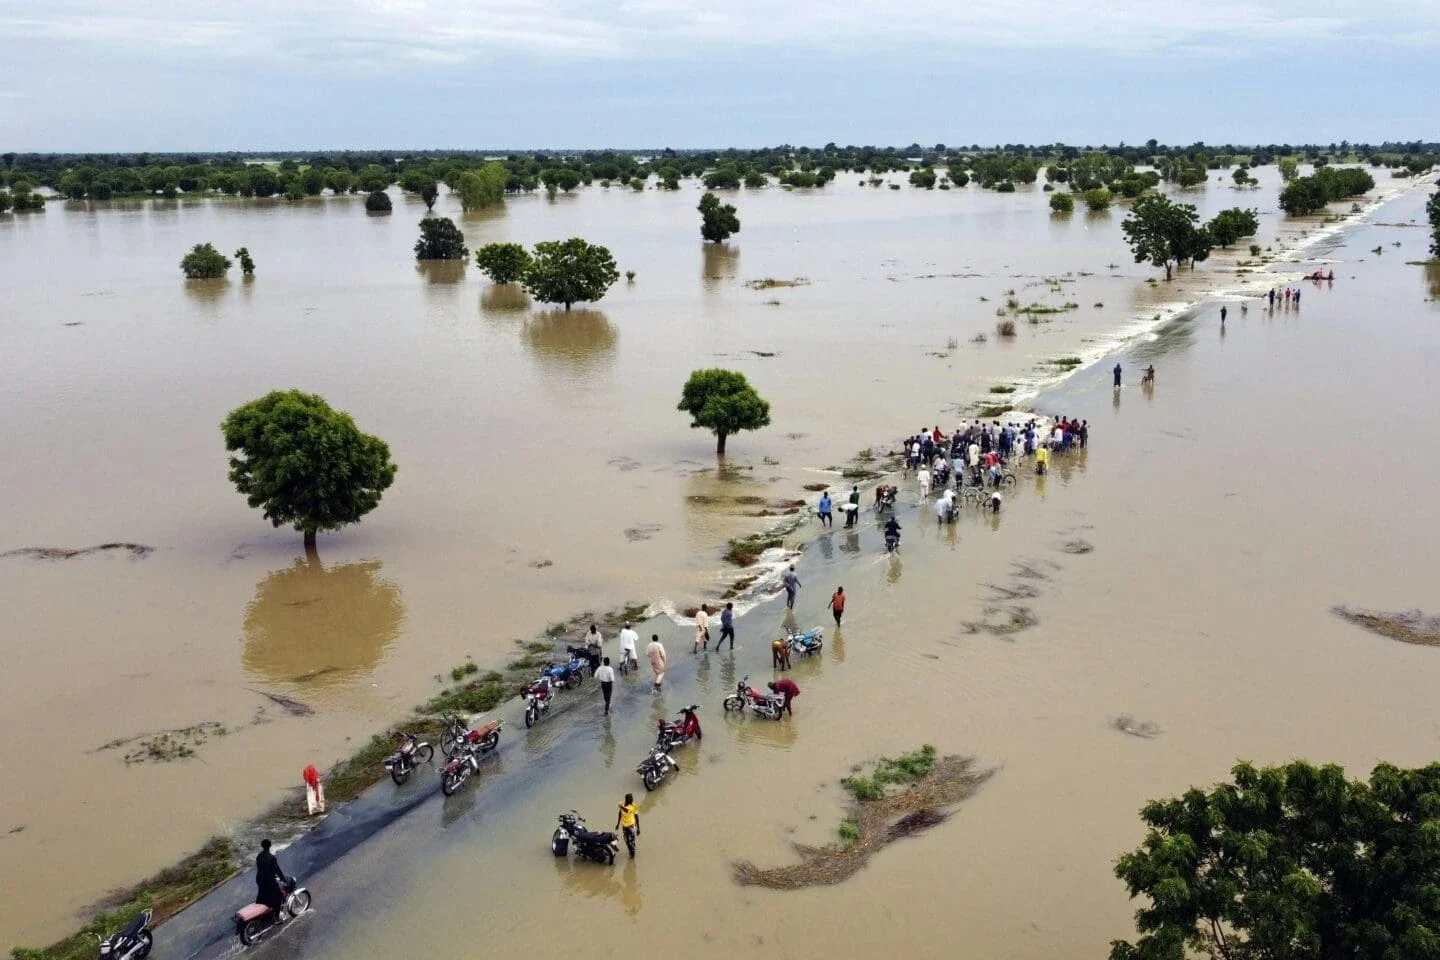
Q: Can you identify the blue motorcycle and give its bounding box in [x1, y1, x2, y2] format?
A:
[540, 656, 587, 690]
[785, 627, 824, 658]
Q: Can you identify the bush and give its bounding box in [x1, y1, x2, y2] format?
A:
[1206, 207, 1260, 247]
[414, 217, 468, 261]
[995, 180, 1016, 193]
[1049, 192, 1074, 213]
[364, 190, 392, 212]
[995, 319, 1017, 337]
[1083, 187, 1112, 211]
[908, 169, 937, 190]
[179, 243, 231, 279]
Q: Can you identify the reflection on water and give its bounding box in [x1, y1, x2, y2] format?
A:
[1426, 263, 1440, 299]
[554, 854, 623, 902]
[524, 309, 617, 372]
[701, 243, 739, 289]
[480, 283, 531, 313]
[415, 260, 467, 284]
[182, 278, 229, 305]
[242, 557, 404, 688]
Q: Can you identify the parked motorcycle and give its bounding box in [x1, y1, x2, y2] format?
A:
[520, 677, 555, 728]
[636, 744, 678, 791]
[784, 626, 824, 658]
[722, 675, 784, 720]
[440, 715, 503, 759]
[655, 705, 702, 751]
[440, 719, 501, 795]
[382, 731, 434, 785]
[551, 811, 619, 864]
[97, 909, 152, 960]
[233, 879, 311, 946]
[540, 656, 587, 690]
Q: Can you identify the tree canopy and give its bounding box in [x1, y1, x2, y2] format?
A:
[364, 190, 391, 212]
[1280, 167, 1376, 215]
[221, 390, 397, 550]
[677, 368, 772, 456]
[414, 217, 468, 261]
[1206, 208, 1260, 247]
[1122, 194, 1212, 279]
[180, 242, 231, 279]
[1428, 187, 1440, 257]
[1112, 759, 1440, 960]
[456, 163, 507, 211]
[474, 242, 533, 284]
[699, 192, 740, 243]
[1049, 192, 1075, 213]
[521, 237, 619, 309]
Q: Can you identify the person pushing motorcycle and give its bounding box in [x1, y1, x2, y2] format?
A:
[615, 793, 640, 858]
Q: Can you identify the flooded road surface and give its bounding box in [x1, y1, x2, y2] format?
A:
[0, 167, 1433, 947]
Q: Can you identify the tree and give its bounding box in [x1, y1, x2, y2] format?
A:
[1280, 177, 1329, 215]
[743, 170, 768, 188]
[1278, 157, 1300, 182]
[1083, 187, 1112, 211]
[703, 165, 741, 189]
[456, 163, 507, 211]
[677, 368, 772, 456]
[414, 217, 468, 261]
[699, 192, 740, 243]
[364, 189, 392, 213]
[324, 169, 354, 195]
[0, 191, 11, 214]
[180, 242, 231, 279]
[1429, 188, 1440, 257]
[1206, 207, 1260, 247]
[522, 238, 619, 309]
[909, 169, 937, 189]
[234, 247, 256, 276]
[420, 182, 438, 211]
[221, 390, 397, 551]
[1111, 760, 1440, 960]
[474, 242, 531, 284]
[1122, 194, 1209, 279]
[1049, 192, 1075, 213]
[249, 168, 280, 198]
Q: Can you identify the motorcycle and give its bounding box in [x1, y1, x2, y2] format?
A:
[636, 744, 678, 791]
[233, 878, 311, 946]
[885, 526, 901, 553]
[655, 705, 702, 751]
[540, 656, 587, 690]
[381, 731, 434, 785]
[520, 676, 555, 728]
[722, 674, 784, 720]
[439, 719, 502, 795]
[784, 626, 824, 658]
[440, 714, 502, 758]
[551, 811, 619, 864]
[874, 485, 898, 513]
[97, 909, 152, 960]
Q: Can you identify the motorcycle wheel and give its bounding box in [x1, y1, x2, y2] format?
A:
[440, 731, 459, 758]
[287, 889, 312, 916]
[482, 731, 499, 751]
[605, 849, 616, 865]
[642, 768, 659, 791]
[768, 704, 784, 721]
[525, 703, 538, 728]
[389, 764, 409, 786]
[551, 829, 568, 857]
[135, 930, 153, 959]
[240, 918, 266, 946]
[441, 769, 463, 796]
[415, 744, 434, 764]
[722, 695, 743, 712]
[563, 674, 581, 690]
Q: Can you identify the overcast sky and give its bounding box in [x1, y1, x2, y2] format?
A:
[1, 0, 1435, 151]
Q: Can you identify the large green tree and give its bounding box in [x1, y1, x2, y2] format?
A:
[222, 391, 397, 551]
[699, 192, 740, 243]
[474, 242, 532, 284]
[414, 217, 468, 260]
[1122, 194, 1211, 279]
[456, 163, 507, 211]
[1111, 760, 1440, 960]
[677, 368, 771, 456]
[1206, 207, 1260, 248]
[521, 237, 619, 309]
[1429, 187, 1440, 258]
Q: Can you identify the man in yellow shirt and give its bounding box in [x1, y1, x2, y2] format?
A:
[615, 793, 641, 858]
[1035, 445, 1050, 476]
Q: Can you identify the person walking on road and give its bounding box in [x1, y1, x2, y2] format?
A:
[616, 794, 640, 859]
[646, 634, 666, 690]
[1113, 363, 1122, 389]
[693, 604, 710, 652]
[783, 565, 801, 609]
[1220, 304, 1228, 325]
[829, 586, 846, 627]
[718, 602, 735, 650]
[595, 657, 615, 713]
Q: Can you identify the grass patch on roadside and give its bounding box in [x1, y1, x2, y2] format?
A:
[723, 535, 784, 567]
[977, 404, 1012, 418]
[1047, 356, 1083, 369]
[988, 385, 1015, 394]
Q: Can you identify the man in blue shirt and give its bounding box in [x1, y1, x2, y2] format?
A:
[817, 492, 832, 527]
[783, 566, 801, 609]
[718, 602, 735, 650]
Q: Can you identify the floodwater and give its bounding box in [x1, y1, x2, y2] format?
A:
[1, 165, 1435, 949]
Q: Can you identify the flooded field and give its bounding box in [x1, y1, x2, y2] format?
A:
[1, 166, 1434, 949]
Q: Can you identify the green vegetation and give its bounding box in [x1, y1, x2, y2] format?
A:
[1111, 760, 1440, 960]
[521, 238, 619, 310]
[363, 190, 391, 213]
[1279, 166, 1376, 215]
[234, 247, 255, 276]
[677, 368, 772, 456]
[908, 168, 937, 189]
[221, 390, 398, 551]
[1083, 187, 1112, 211]
[698, 192, 740, 243]
[977, 404, 1013, 418]
[449, 660, 480, 682]
[1429, 187, 1440, 257]
[1122, 194, 1212, 280]
[841, 745, 939, 800]
[1049, 356, 1084, 368]
[1049, 192, 1074, 213]
[1278, 156, 1300, 181]
[723, 533, 784, 567]
[988, 385, 1015, 394]
[474, 242, 531, 284]
[422, 669, 508, 715]
[1231, 164, 1257, 187]
[179, 243, 230, 279]
[414, 217, 468, 260]
[1205, 207, 1260, 247]
[995, 319, 1016, 337]
[455, 162, 508, 211]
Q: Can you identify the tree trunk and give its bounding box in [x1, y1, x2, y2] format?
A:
[716, 432, 728, 456]
[1165, 263, 1173, 281]
[564, 301, 572, 311]
[303, 528, 317, 557]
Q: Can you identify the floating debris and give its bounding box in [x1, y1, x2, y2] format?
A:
[247, 689, 315, 717]
[99, 722, 230, 764]
[624, 524, 663, 542]
[961, 606, 1037, 637]
[1, 542, 154, 561]
[1112, 715, 1162, 739]
[1332, 606, 1440, 646]
[1060, 540, 1094, 554]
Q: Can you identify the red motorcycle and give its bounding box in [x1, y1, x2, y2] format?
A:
[722, 676, 782, 720]
[439, 719, 501, 795]
[520, 677, 555, 728]
[233, 879, 311, 946]
[656, 705, 702, 751]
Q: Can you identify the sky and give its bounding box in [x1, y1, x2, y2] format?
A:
[0, 0, 1436, 151]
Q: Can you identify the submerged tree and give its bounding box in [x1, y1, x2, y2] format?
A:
[414, 217, 468, 261]
[420, 181, 439, 211]
[521, 237, 619, 309]
[364, 190, 392, 213]
[1083, 187, 1112, 211]
[677, 368, 771, 456]
[1429, 187, 1440, 257]
[1049, 192, 1075, 214]
[474, 242, 532, 284]
[1122, 194, 1211, 279]
[222, 390, 397, 551]
[699, 192, 741, 243]
[456, 163, 507, 211]
[1205, 207, 1260, 248]
[1112, 760, 1440, 960]
[180, 242, 231, 279]
[234, 247, 256, 276]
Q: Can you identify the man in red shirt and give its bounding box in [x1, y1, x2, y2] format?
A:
[768, 678, 800, 716]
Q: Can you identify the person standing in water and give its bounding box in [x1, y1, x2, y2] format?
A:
[783, 565, 801, 609]
[1220, 305, 1227, 324]
[693, 604, 710, 652]
[618, 622, 638, 672]
[646, 634, 666, 689]
[615, 794, 640, 858]
[829, 586, 846, 627]
[817, 491, 832, 527]
[1113, 363, 1122, 389]
[595, 657, 615, 714]
[718, 602, 735, 650]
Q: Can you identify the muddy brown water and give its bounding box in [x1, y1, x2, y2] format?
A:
[1, 167, 1435, 949]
